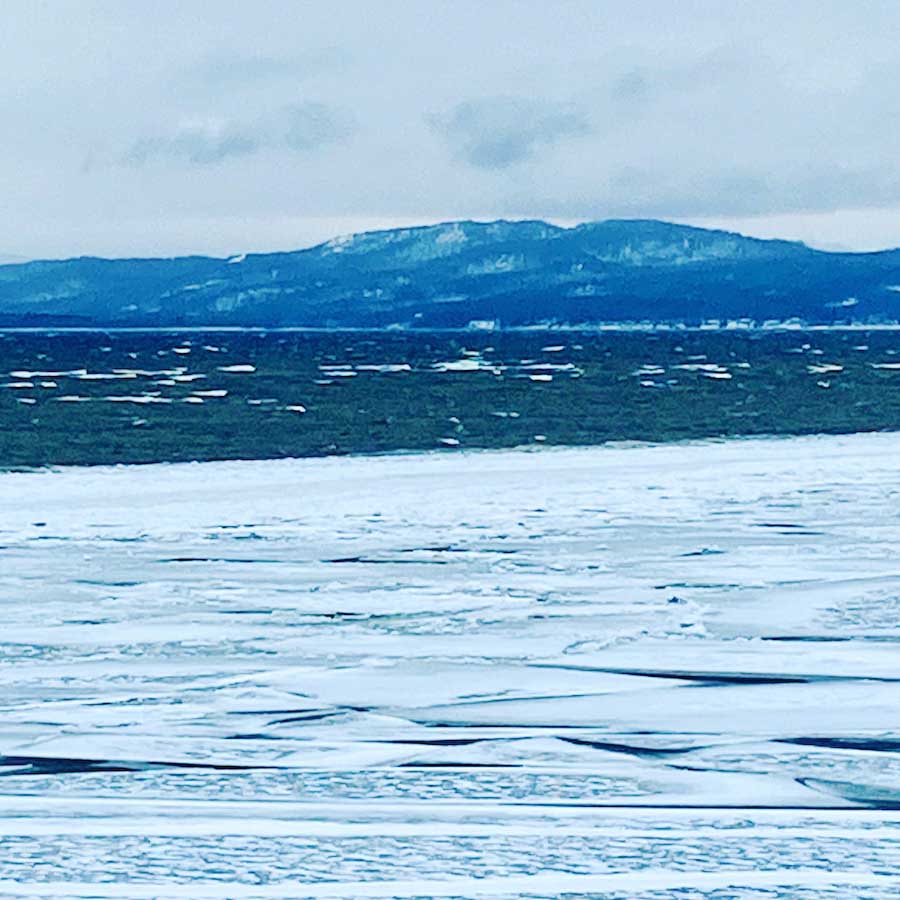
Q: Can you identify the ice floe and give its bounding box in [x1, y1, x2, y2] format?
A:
[2, 432, 900, 894]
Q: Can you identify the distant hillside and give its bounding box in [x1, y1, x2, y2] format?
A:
[2, 219, 900, 327]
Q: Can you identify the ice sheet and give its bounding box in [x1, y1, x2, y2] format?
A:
[2, 433, 900, 894]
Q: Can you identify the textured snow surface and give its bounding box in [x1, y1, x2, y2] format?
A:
[2, 433, 900, 895]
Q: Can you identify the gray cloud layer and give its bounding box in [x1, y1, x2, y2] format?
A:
[2, 0, 900, 257]
[124, 103, 353, 166]
[431, 97, 590, 169]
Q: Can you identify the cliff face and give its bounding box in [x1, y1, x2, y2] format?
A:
[1, 218, 899, 327]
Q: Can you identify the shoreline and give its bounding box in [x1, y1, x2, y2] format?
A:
[3, 427, 897, 476]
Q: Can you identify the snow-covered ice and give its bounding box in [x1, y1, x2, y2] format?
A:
[1, 432, 900, 895]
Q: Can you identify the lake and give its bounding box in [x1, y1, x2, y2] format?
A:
[3, 328, 900, 467]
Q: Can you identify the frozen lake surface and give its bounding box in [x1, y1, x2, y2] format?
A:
[2, 433, 900, 896]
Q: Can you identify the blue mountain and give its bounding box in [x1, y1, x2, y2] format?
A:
[1, 219, 899, 327]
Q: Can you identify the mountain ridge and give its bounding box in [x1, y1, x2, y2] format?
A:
[2, 218, 900, 328]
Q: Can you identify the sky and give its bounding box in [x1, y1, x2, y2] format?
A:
[2, 0, 900, 260]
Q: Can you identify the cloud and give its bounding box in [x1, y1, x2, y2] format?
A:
[430, 96, 590, 169]
[283, 102, 353, 151]
[126, 120, 260, 166]
[124, 103, 353, 167]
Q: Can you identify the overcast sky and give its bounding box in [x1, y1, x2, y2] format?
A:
[2, 0, 900, 259]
